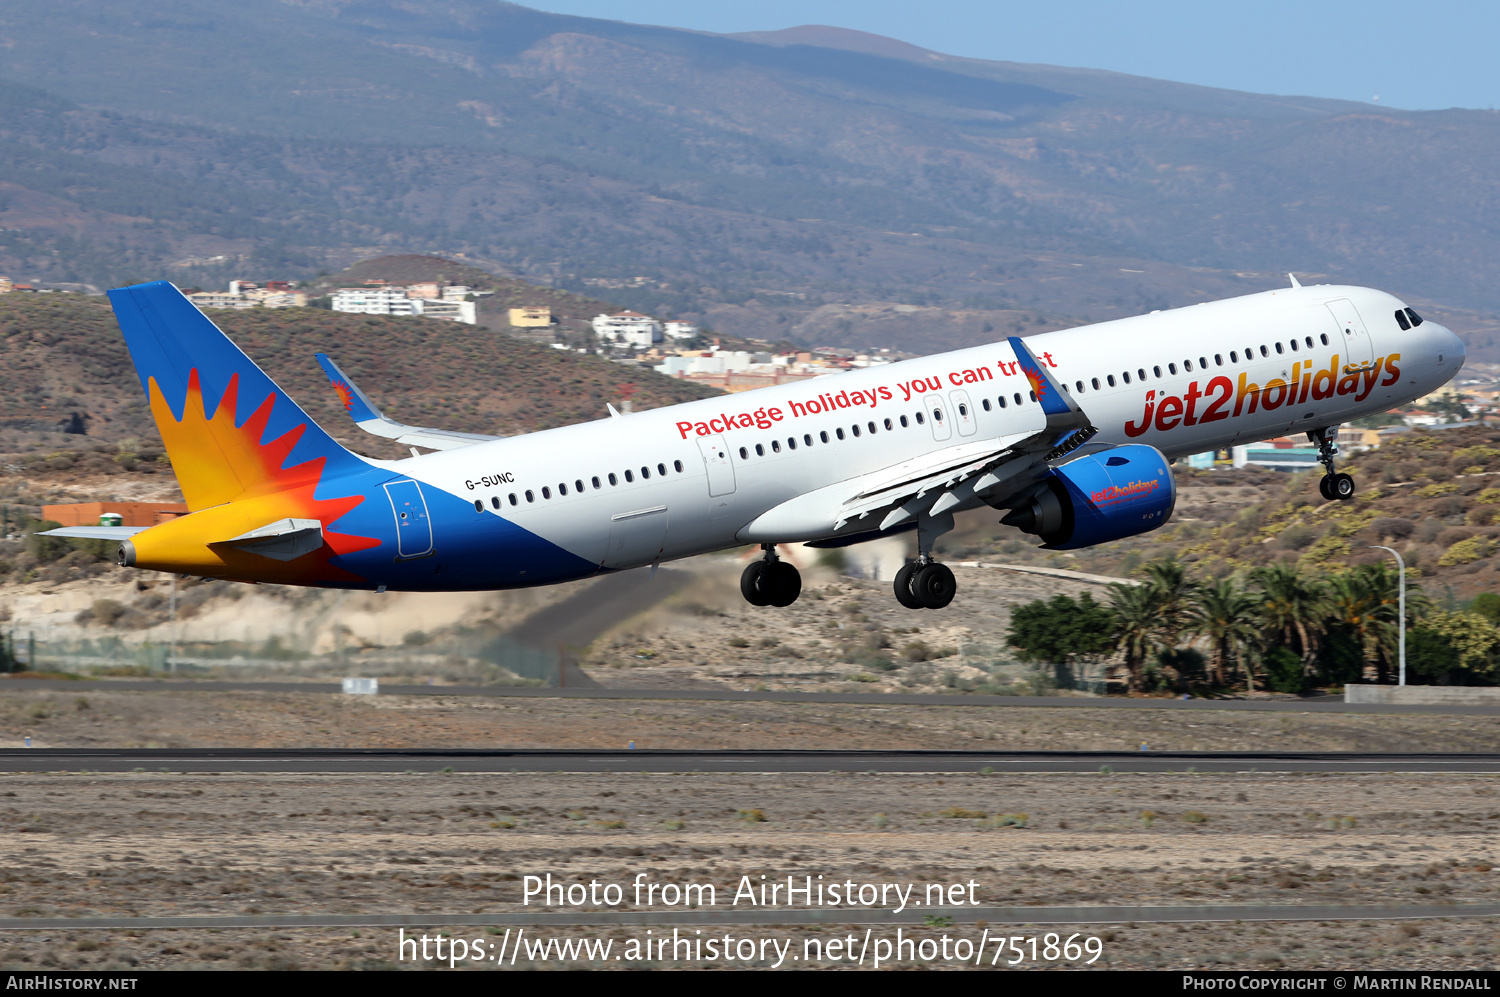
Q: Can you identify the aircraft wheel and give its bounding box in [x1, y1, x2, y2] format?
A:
[914, 563, 956, 610]
[1332, 472, 1356, 501]
[740, 561, 771, 606]
[1318, 476, 1335, 501]
[894, 563, 925, 609]
[763, 561, 802, 607]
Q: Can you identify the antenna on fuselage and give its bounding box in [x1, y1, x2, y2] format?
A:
[1288, 273, 1303, 288]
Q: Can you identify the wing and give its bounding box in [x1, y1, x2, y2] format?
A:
[739, 336, 1099, 543]
[315, 353, 502, 452]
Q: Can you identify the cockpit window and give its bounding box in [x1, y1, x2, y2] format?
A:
[1405, 307, 1424, 327]
[1394, 309, 1411, 331]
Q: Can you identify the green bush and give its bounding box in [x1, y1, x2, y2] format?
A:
[1262, 647, 1305, 693]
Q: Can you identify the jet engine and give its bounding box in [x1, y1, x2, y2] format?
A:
[999, 445, 1176, 550]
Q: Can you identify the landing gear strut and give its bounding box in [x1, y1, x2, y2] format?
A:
[740, 544, 801, 607]
[1310, 427, 1355, 502]
[893, 512, 957, 609]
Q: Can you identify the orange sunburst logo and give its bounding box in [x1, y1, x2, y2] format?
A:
[331, 379, 356, 413]
[138, 369, 380, 584]
[1020, 360, 1048, 401]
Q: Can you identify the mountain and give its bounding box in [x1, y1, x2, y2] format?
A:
[0, 3, 1495, 357]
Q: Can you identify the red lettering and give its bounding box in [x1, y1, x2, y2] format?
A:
[1261, 378, 1288, 410]
[1154, 394, 1184, 431]
[1358, 359, 1384, 401]
[1234, 373, 1260, 416]
[1125, 391, 1155, 438]
[948, 371, 964, 386]
[1199, 377, 1232, 423]
[1181, 381, 1203, 426]
[675, 421, 693, 439]
[1312, 355, 1339, 400]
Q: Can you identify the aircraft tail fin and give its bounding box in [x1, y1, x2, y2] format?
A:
[108, 281, 367, 512]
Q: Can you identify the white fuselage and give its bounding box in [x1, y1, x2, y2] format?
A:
[390, 284, 1463, 576]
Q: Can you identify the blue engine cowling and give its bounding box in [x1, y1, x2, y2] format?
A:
[1000, 445, 1176, 550]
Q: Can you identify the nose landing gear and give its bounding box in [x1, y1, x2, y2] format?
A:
[740, 544, 801, 607]
[1310, 427, 1355, 501]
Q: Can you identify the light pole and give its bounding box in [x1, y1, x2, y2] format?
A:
[1369, 546, 1406, 686]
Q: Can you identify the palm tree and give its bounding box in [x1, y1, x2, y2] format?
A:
[1109, 582, 1163, 693]
[1141, 557, 1198, 650]
[1188, 579, 1262, 689]
[1250, 562, 1328, 672]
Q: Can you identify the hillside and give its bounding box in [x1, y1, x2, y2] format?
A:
[0, 291, 719, 461]
[0, 5, 1493, 356]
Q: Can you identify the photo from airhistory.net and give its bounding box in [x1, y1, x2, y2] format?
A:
[0, 0, 1496, 979]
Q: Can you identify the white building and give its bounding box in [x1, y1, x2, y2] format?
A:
[420, 299, 477, 325]
[664, 321, 699, 341]
[592, 311, 663, 348]
[331, 287, 474, 323]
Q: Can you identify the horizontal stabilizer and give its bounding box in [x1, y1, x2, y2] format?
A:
[38, 526, 147, 541]
[209, 518, 325, 562]
[315, 353, 502, 452]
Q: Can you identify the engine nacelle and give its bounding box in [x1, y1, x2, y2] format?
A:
[1000, 445, 1176, 550]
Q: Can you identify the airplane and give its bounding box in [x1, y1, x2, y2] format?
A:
[44, 277, 1463, 611]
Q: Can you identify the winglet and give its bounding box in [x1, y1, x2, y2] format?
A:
[315, 353, 384, 425]
[1007, 336, 1087, 425]
[1289, 272, 1302, 288]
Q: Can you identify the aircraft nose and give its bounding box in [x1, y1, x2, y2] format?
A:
[1432, 322, 1465, 374]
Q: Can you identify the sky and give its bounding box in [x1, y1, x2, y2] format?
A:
[519, 1, 1499, 111]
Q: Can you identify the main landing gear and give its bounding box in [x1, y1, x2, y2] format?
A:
[1310, 427, 1355, 502]
[741, 544, 801, 607]
[894, 558, 956, 610]
[893, 511, 957, 610]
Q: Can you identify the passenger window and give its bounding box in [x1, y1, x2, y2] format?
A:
[1138, 368, 1147, 381]
[1320, 333, 1329, 345]
[491, 497, 500, 509]
[869, 420, 879, 432]
[591, 476, 600, 489]
[885, 417, 895, 428]
[1259, 346, 1268, 357]
[1013, 393, 1022, 405]
[673, 461, 682, 473]
[1275, 342, 1284, 354]
[526, 490, 534, 502]
[1090, 378, 1100, 390]
[1200, 356, 1208, 368]
[608, 473, 618, 485]
[981, 399, 992, 411]
[576, 479, 584, 492]
[541, 486, 551, 499]
[641, 466, 650, 479]
[1122, 372, 1131, 384]
[1303, 337, 1313, 349]
[932, 408, 943, 422]
[900, 415, 909, 427]
[473, 499, 482, 512]
[998, 396, 1007, 408]
[836, 428, 846, 439]
[787, 438, 796, 450]
[558, 483, 567, 496]
[771, 440, 781, 453]
[755, 444, 764, 456]
[851, 425, 861, 438]
[915, 413, 925, 425]
[1075, 380, 1084, 392]
[804, 434, 813, 446]
[1168, 363, 1177, 375]
[509, 493, 517, 506]
[1214, 354, 1222, 366]
[820, 431, 830, 443]
[1289, 339, 1299, 352]
[1028, 391, 1036, 402]
[624, 470, 634, 482]
[1106, 375, 1116, 387]
[738, 448, 747, 460]
[1153, 366, 1162, 378]
[655, 463, 664, 476]
[1230, 351, 1238, 362]
[1183, 360, 1193, 372]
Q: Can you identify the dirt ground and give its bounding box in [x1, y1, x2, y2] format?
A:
[0, 687, 1498, 752]
[0, 770, 1496, 970]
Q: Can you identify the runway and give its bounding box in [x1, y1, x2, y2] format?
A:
[5, 678, 1499, 715]
[3, 747, 1499, 773]
[0, 903, 1494, 931]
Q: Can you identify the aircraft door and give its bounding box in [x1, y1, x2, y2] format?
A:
[603, 505, 669, 569]
[948, 390, 977, 437]
[697, 435, 736, 521]
[927, 397, 953, 441]
[383, 479, 433, 559]
[1327, 299, 1375, 368]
